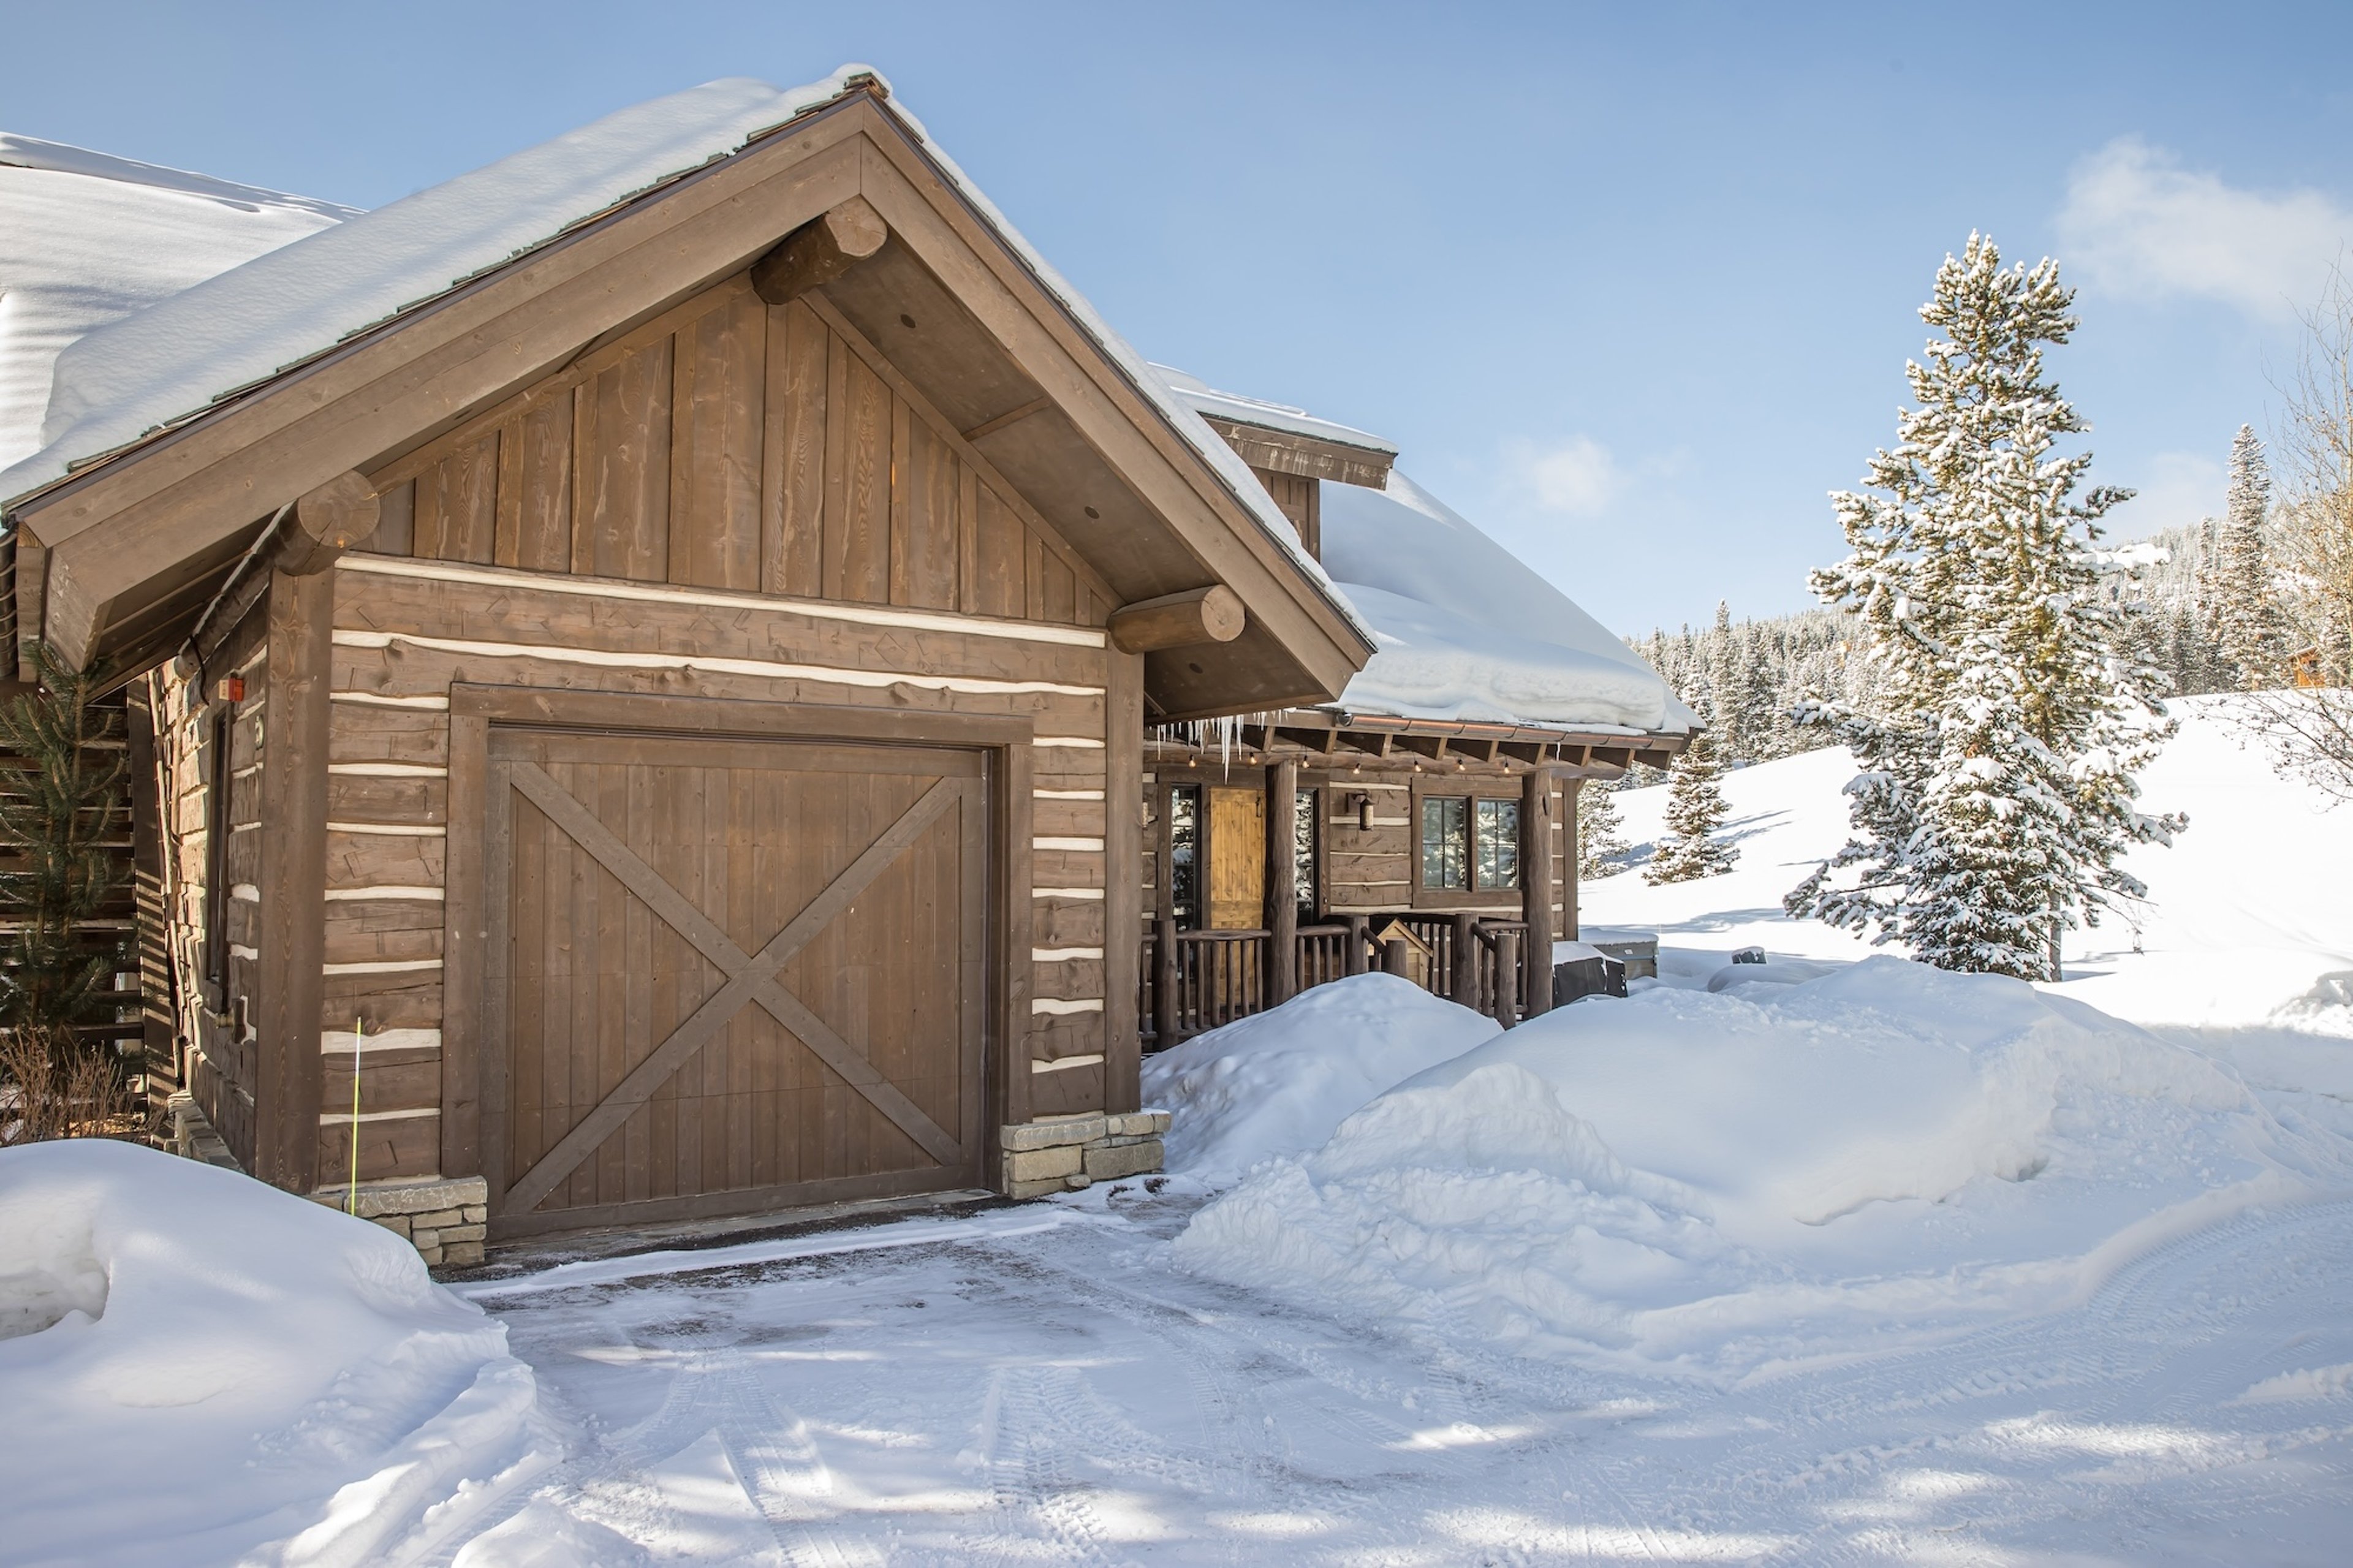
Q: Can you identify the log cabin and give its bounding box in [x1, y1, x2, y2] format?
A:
[1132, 371, 1694, 1044]
[0, 70, 1374, 1256]
[0, 69, 1689, 1261]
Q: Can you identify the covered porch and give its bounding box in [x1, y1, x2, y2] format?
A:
[1135, 716, 1681, 1047]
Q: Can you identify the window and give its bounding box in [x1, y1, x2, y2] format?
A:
[1293, 788, 1318, 924]
[1167, 784, 1202, 931]
[1420, 796, 1468, 889]
[1420, 793, 1520, 893]
[1475, 798, 1520, 890]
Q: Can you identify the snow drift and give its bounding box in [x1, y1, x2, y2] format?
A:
[0, 1141, 548, 1567]
[1173, 957, 2344, 1381]
[1142, 973, 1499, 1181]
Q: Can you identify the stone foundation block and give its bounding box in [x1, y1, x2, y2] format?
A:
[1006, 1145, 1082, 1183]
[311, 1176, 490, 1223]
[308, 1175, 493, 1267]
[1001, 1114, 1107, 1152]
[1083, 1138, 1164, 1181]
[999, 1115, 1169, 1197]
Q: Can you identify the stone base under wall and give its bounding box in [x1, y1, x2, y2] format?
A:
[167, 1092, 486, 1267]
[309, 1176, 490, 1267]
[166, 1092, 242, 1171]
[1001, 1110, 1170, 1199]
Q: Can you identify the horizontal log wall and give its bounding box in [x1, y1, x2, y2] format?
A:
[150, 632, 271, 1170]
[1137, 755, 1577, 942]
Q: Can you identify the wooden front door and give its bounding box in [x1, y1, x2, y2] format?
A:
[1206, 786, 1264, 930]
[482, 727, 988, 1234]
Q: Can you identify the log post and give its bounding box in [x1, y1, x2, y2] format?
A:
[1382, 937, 1411, 978]
[1153, 915, 1178, 1050]
[1563, 778, 1583, 941]
[253, 570, 332, 1193]
[1265, 759, 1297, 1005]
[751, 195, 888, 305]
[1452, 912, 1478, 1009]
[1107, 585, 1246, 654]
[1495, 930, 1520, 1029]
[1344, 914, 1368, 975]
[1520, 767, 1553, 1018]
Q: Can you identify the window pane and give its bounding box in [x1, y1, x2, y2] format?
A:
[1476, 798, 1520, 890]
[1293, 789, 1318, 923]
[1169, 786, 1201, 931]
[1421, 796, 1468, 889]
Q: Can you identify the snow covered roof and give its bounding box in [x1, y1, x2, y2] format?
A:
[0, 72, 1360, 643]
[1319, 471, 1694, 736]
[1151, 364, 1396, 456]
[0, 133, 350, 473]
[1146, 366, 1687, 738]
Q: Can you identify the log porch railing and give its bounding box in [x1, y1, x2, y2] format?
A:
[1142, 912, 1541, 1051]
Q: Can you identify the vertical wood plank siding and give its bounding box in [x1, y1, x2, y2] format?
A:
[375, 280, 1105, 632]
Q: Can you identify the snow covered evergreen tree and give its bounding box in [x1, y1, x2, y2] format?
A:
[1785, 235, 2182, 979]
[1645, 729, 1737, 884]
[2210, 425, 2287, 687]
[1704, 600, 1749, 760]
[1576, 778, 1630, 880]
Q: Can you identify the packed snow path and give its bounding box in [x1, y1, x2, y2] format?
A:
[452, 1186, 2353, 1566]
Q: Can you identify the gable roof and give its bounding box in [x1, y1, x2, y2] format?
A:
[1, 69, 1372, 708]
[0, 133, 350, 473]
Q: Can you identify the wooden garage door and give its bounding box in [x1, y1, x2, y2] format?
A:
[481, 727, 988, 1233]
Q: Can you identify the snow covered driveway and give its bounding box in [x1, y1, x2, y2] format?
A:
[457, 1181, 2353, 1566]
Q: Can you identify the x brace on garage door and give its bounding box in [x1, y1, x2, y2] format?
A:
[490, 757, 978, 1218]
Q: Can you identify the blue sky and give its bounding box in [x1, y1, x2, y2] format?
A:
[12, 1, 2353, 632]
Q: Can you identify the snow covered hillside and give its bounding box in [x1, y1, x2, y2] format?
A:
[1587, 694, 2353, 1039]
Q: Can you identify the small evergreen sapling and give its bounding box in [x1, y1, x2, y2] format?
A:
[1645, 729, 1737, 884]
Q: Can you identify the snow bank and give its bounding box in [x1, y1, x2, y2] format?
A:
[0, 1141, 547, 1566]
[1319, 471, 1691, 734]
[1174, 957, 2344, 1380]
[1142, 974, 1498, 1181]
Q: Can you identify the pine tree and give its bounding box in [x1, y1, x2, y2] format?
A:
[2212, 425, 2286, 687]
[1705, 600, 1746, 760]
[1577, 778, 1630, 879]
[1645, 729, 1738, 884]
[1786, 235, 2183, 979]
[0, 646, 132, 1141]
